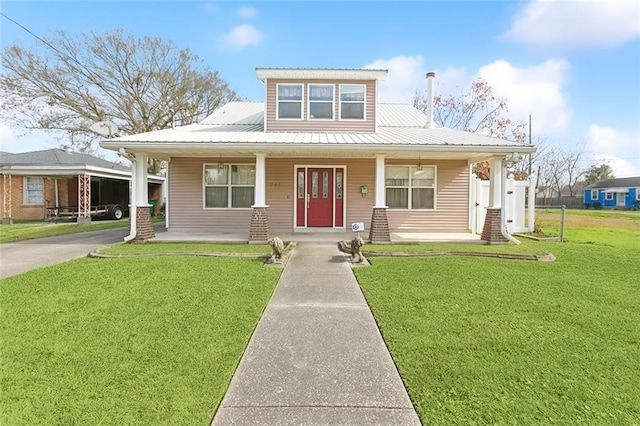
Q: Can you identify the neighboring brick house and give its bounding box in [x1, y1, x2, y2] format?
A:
[1, 149, 164, 223]
[584, 177, 640, 210]
[102, 68, 535, 243]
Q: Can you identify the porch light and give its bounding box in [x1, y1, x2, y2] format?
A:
[217, 156, 224, 170]
[417, 156, 423, 171]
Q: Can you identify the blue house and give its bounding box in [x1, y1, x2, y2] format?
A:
[584, 177, 640, 210]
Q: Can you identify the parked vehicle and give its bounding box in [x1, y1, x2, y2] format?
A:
[45, 204, 127, 221]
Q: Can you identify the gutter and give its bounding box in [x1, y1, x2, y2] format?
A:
[501, 154, 520, 245]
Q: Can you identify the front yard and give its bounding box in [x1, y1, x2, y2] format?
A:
[1, 209, 638, 424]
[355, 210, 640, 424]
[1, 256, 280, 425]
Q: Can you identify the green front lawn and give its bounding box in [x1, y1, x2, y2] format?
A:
[355, 210, 640, 424]
[1, 256, 280, 425]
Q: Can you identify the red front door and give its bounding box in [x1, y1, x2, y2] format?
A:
[307, 168, 333, 227]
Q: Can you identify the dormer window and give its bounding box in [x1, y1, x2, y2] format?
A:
[339, 84, 365, 120]
[277, 84, 303, 119]
[308, 84, 334, 120]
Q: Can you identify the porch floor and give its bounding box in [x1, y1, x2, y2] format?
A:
[151, 227, 483, 244]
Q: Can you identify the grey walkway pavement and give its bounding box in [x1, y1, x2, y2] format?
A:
[212, 244, 421, 425]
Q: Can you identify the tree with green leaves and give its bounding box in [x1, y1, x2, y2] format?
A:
[582, 163, 615, 186]
[1, 28, 238, 171]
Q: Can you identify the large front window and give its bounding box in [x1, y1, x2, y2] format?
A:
[308, 84, 334, 120]
[204, 164, 255, 208]
[385, 166, 435, 209]
[23, 176, 44, 204]
[339, 84, 365, 120]
[277, 84, 303, 119]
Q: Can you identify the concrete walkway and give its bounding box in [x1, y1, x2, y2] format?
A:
[212, 244, 421, 425]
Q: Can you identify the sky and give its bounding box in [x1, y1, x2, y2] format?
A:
[1, 0, 639, 177]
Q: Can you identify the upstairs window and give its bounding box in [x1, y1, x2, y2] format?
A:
[23, 176, 44, 204]
[339, 84, 365, 120]
[385, 166, 436, 209]
[277, 84, 303, 119]
[308, 84, 334, 120]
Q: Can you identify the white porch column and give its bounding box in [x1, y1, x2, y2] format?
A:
[374, 155, 387, 208]
[252, 153, 268, 208]
[488, 158, 503, 208]
[135, 154, 149, 206]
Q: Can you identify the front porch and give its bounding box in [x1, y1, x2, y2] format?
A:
[151, 226, 483, 244]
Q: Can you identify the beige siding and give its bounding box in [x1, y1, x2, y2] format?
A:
[167, 157, 469, 233]
[167, 158, 252, 231]
[265, 79, 376, 133]
[386, 160, 470, 232]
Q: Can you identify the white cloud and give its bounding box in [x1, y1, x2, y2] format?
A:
[219, 24, 263, 51]
[477, 59, 571, 133]
[501, 0, 640, 49]
[364, 55, 425, 103]
[237, 6, 257, 18]
[585, 124, 640, 177]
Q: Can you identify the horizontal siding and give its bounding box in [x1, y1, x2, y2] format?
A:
[265, 79, 376, 133]
[167, 157, 469, 233]
[386, 160, 470, 232]
[167, 158, 252, 231]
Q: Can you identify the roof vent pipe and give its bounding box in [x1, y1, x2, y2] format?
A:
[425, 72, 437, 129]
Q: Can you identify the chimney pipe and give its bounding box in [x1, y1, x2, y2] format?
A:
[425, 72, 436, 129]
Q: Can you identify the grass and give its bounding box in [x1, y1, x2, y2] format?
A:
[0, 220, 129, 244]
[1, 256, 281, 425]
[354, 209, 640, 424]
[101, 242, 271, 255]
[0, 217, 165, 244]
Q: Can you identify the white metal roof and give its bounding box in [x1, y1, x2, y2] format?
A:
[101, 101, 535, 159]
[255, 68, 388, 82]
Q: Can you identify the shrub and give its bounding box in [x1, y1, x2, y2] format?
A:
[593, 202, 602, 210]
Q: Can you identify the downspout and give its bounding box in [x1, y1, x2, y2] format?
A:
[501, 155, 520, 245]
[121, 148, 137, 242]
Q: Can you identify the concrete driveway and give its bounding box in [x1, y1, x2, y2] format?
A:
[0, 226, 129, 279]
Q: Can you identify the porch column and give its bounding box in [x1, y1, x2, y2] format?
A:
[481, 158, 507, 244]
[369, 155, 391, 243]
[249, 153, 269, 243]
[77, 173, 91, 224]
[133, 153, 154, 240]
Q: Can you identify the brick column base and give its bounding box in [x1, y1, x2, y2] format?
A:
[369, 207, 391, 243]
[2, 217, 13, 225]
[135, 205, 155, 241]
[248, 207, 269, 244]
[481, 207, 508, 244]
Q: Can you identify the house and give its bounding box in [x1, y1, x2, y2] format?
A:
[101, 68, 536, 243]
[584, 177, 640, 210]
[0, 148, 165, 223]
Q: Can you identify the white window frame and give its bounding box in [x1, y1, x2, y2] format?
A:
[605, 192, 614, 201]
[385, 165, 437, 210]
[339, 84, 366, 121]
[203, 163, 255, 209]
[636, 188, 640, 201]
[276, 83, 303, 120]
[23, 176, 44, 205]
[307, 84, 334, 120]
[591, 190, 598, 201]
